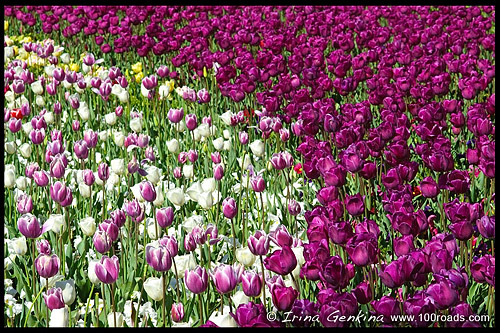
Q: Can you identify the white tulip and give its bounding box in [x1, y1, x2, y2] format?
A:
[249, 140, 265, 157]
[113, 130, 125, 147]
[35, 95, 45, 107]
[198, 123, 210, 138]
[98, 130, 108, 141]
[209, 307, 238, 327]
[107, 312, 124, 327]
[62, 80, 72, 89]
[78, 183, 91, 198]
[153, 185, 165, 207]
[43, 111, 55, 124]
[118, 90, 129, 103]
[49, 306, 69, 327]
[231, 290, 249, 308]
[223, 129, 231, 140]
[18, 143, 32, 158]
[212, 137, 224, 151]
[130, 117, 143, 133]
[5, 169, 16, 188]
[44, 64, 56, 77]
[183, 164, 194, 179]
[146, 218, 162, 240]
[5, 91, 15, 103]
[105, 112, 117, 126]
[111, 84, 123, 96]
[140, 82, 150, 98]
[144, 276, 164, 301]
[201, 178, 216, 193]
[4, 46, 14, 59]
[193, 128, 202, 142]
[198, 191, 214, 209]
[60, 53, 70, 63]
[146, 165, 161, 185]
[186, 182, 203, 202]
[44, 214, 66, 234]
[172, 254, 196, 279]
[31, 80, 44, 95]
[55, 279, 76, 306]
[291, 246, 305, 281]
[238, 155, 252, 171]
[220, 110, 233, 126]
[79, 217, 96, 236]
[175, 120, 186, 133]
[22, 122, 33, 135]
[7, 236, 27, 256]
[223, 140, 231, 151]
[166, 138, 179, 153]
[235, 247, 256, 267]
[15, 176, 29, 191]
[158, 84, 170, 100]
[131, 183, 145, 203]
[5, 141, 16, 155]
[111, 158, 125, 175]
[167, 188, 185, 207]
[78, 101, 90, 121]
[88, 260, 100, 284]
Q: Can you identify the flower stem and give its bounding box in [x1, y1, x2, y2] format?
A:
[260, 255, 267, 312]
[162, 271, 166, 327]
[198, 293, 204, 325]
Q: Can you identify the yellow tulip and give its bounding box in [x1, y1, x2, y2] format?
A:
[4, 20, 8, 31]
[18, 48, 29, 60]
[135, 72, 144, 83]
[70, 63, 80, 72]
[22, 36, 32, 43]
[13, 46, 19, 56]
[168, 80, 175, 92]
[131, 62, 142, 74]
[5, 36, 13, 46]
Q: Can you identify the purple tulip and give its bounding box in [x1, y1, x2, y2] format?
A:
[426, 279, 459, 310]
[470, 255, 495, 285]
[271, 284, 298, 312]
[185, 113, 197, 131]
[250, 174, 266, 192]
[353, 281, 372, 304]
[476, 215, 495, 239]
[241, 270, 262, 297]
[33, 170, 50, 187]
[370, 296, 401, 324]
[248, 230, 270, 256]
[420, 176, 439, 198]
[231, 302, 280, 327]
[264, 245, 297, 276]
[95, 255, 120, 284]
[211, 152, 222, 164]
[239, 131, 249, 145]
[83, 130, 98, 148]
[98, 220, 119, 242]
[345, 232, 379, 266]
[159, 235, 178, 257]
[93, 230, 113, 254]
[98, 162, 110, 181]
[222, 197, 238, 219]
[17, 194, 33, 214]
[36, 239, 51, 255]
[142, 74, 158, 90]
[288, 200, 301, 216]
[213, 164, 224, 181]
[393, 235, 415, 257]
[345, 193, 365, 216]
[43, 287, 65, 310]
[197, 88, 210, 103]
[171, 303, 184, 323]
[187, 149, 198, 163]
[146, 244, 172, 272]
[18, 214, 43, 239]
[210, 264, 243, 294]
[319, 255, 351, 290]
[109, 209, 126, 228]
[72, 120, 80, 131]
[83, 169, 95, 186]
[167, 108, 184, 124]
[139, 180, 156, 202]
[156, 207, 174, 228]
[184, 266, 209, 294]
[270, 225, 293, 247]
[35, 253, 60, 278]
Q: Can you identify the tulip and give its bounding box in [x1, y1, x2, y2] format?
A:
[420, 176, 440, 198]
[248, 230, 270, 256]
[393, 235, 415, 257]
[35, 253, 59, 278]
[156, 207, 174, 229]
[222, 197, 238, 219]
[231, 302, 279, 327]
[54, 279, 76, 306]
[94, 255, 119, 284]
[353, 281, 372, 304]
[171, 303, 185, 323]
[18, 214, 42, 239]
[345, 193, 365, 216]
[168, 108, 184, 124]
[98, 220, 119, 242]
[43, 287, 65, 310]
[184, 266, 209, 294]
[271, 284, 298, 312]
[79, 217, 96, 237]
[214, 164, 224, 181]
[93, 230, 113, 254]
[17, 194, 33, 214]
[426, 280, 459, 310]
[240, 271, 262, 297]
[146, 244, 172, 272]
[345, 232, 379, 266]
[239, 131, 249, 145]
[476, 215, 495, 239]
[370, 296, 401, 323]
[138, 180, 156, 203]
[144, 276, 164, 301]
[185, 113, 197, 131]
[264, 245, 297, 276]
[249, 140, 265, 157]
[250, 174, 266, 192]
[470, 255, 494, 285]
[98, 162, 110, 181]
[166, 138, 180, 153]
[210, 264, 243, 294]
